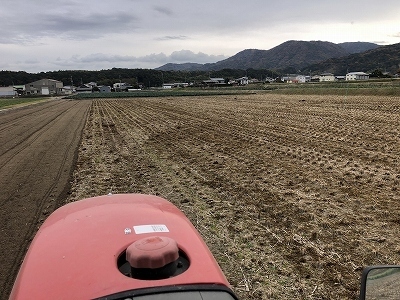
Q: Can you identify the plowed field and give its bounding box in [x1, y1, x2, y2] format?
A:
[0, 100, 91, 299]
[66, 94, 399, 299]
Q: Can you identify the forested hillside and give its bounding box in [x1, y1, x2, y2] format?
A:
[157, 41, 381, 72]
[307, 43, 400, 74]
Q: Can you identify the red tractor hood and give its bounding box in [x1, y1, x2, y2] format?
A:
[10, 194, 232, 299]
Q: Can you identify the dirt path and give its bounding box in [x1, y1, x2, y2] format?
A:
[0, 99, 92, 299]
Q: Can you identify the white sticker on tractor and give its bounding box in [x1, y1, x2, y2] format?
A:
[133, 224, 169, 234]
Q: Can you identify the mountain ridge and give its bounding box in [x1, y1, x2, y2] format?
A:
[155, 41, 382, 72]
[307, 42, 400, 74]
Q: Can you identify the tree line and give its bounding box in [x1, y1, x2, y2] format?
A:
[0, 68, 283, 87]
[1, 67, 392, 88]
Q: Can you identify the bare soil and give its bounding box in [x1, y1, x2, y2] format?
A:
[66, 94, 399, 299]
[0, 94, 399, 299]
[0, 99, 91, 299]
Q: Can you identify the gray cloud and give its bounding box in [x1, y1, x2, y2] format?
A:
[0, 3, 140, 44]
[2, 48, 227, 72]
[169, 50, 226, 63]
[153, 6, 174, 16]
[41, 12, 138, 33]
[54, 50, 226, 69]
[155, 35, 189, 41]
[1, 0, 399, 72]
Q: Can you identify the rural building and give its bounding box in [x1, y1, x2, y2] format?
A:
[0, 86, 17, 97]
[113, 82, 133, 91]
[228, 77, 249, 85]
[282, 74, 306, 83]
[87, 82, 97, 88]
[236, 77, 249, 85]
[25, 79, 63, 95]
[346, 72, 369, 81]
[203, 78, 226, 86]
[62, 86, 74, 94]
[310, 75, 320, 82]
[75, 84, 92, 93]
[99, 86, 111, 93]
[319, 73, 335, 82]
[335, 75, 346, 81]
[162, 82, 189, 89]
[163, 83, 174, 89]
[264, 76, 275, 83]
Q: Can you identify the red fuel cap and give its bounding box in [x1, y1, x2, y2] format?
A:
[126, 236, 179, 269]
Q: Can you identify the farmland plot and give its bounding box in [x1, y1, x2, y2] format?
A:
[67, 94, 400, 299]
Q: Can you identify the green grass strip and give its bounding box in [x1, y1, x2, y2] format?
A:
[0, 97, 48, 109]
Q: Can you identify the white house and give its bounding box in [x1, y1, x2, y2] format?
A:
[162, 83, 189, 89]
[335, 76, 346, 81]
[319, 73, 335, 82]
[346, 72, 369, 81]
[236, 77, 249, 85]
[282, 74, 306, 83]
[113, 82, 131, 91]
[62, 85, 75, 94]
[162, 83, 174, 89]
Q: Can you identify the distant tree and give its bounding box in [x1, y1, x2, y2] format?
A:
[370, 69, 384, 78]
[369, 69, 391, 78]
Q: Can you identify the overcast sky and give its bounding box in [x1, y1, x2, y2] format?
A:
[1, 0, 399, 73]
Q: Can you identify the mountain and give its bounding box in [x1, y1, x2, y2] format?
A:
[337, 42, 379, 54]
[306, 42, 400, 74]
[209, 41, 350, 71]
[156, 40, 380, 72]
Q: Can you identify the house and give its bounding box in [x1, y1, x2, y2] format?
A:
[162, 83, 174, 89]
[319, 73, 335, 82]
[99, 86, 111, 93]
[62, 86, 75, 94]
[236, 77, 249, 85]
[310, 75, 320, 82]
[346, 72, 369, 81]
[0, 86, 17, 97]
[113, 82, 133, 91]
[282, 74, 306, 83]
[87, 82, 97, 88]
[25, 79, 63, 95]
[75, 84, 92, 93]
[228, 77, 249, 85]
[264, 77, 275, 83]
[162, 83, 188, 89]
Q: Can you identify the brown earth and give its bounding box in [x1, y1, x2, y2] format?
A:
[66, 94, 399, 299]
[0, 99, 91, 299]
[0, 94, 399, 299]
